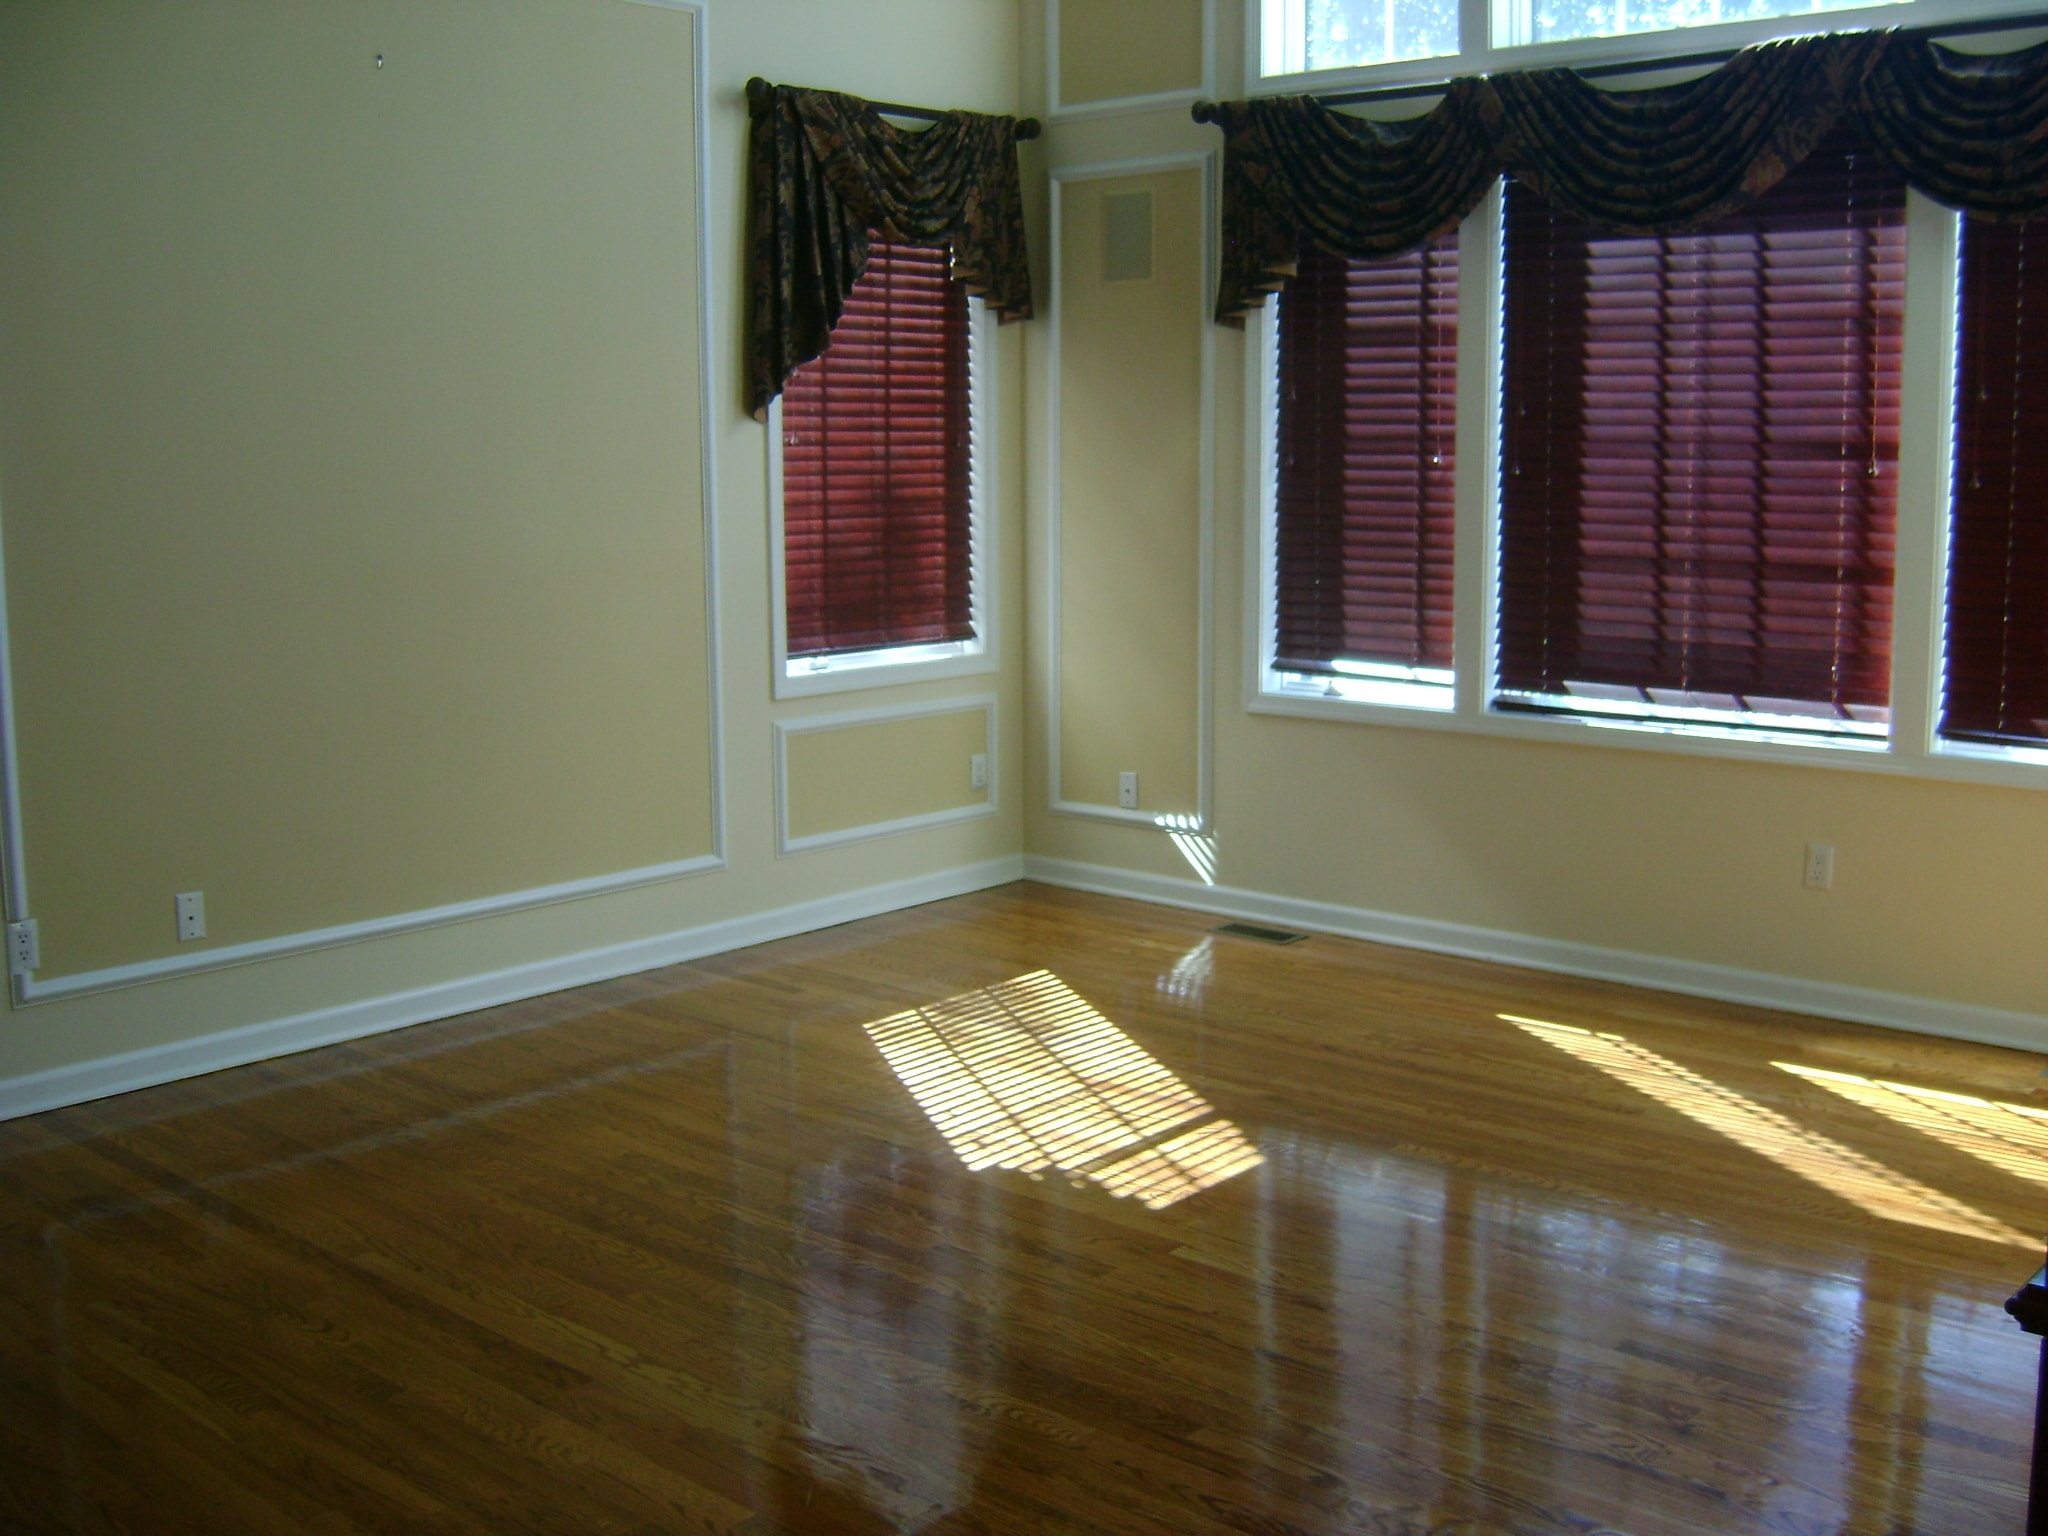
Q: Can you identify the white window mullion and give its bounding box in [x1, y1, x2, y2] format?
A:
[1888, 190, 1963, 769]
[1245, 305, 1283, 713]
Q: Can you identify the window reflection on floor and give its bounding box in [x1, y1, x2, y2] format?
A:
[1156, 936, 1215, 1005]
[1504, 1015, 2033, 1248]
[866, 970, 1261, 1209]
[1778, 1062, 2048, 1189]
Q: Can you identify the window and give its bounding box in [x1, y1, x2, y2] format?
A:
[772, 240, 992, 696]
[1246, 34, 2048, 787]
[1506, 0, 1895, 51]
[1262, 0, 1460, 74]
[1495, 131, 1905, 743]
[1269, 235, 1460, 709]
[1943, 215, 2048, 752]
[1255, 0, 2021, 87]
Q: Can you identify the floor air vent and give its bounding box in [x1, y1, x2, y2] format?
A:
[1212, 921, 1308, 945]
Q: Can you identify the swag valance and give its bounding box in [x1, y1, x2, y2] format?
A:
[747, 79, 1035, 420]
[1202, 30, 2048, 323]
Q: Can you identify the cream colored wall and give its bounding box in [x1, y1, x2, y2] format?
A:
[1057, 0, 1205, 106]
[0, 0, 1027, 1093]
[1055, 168, 1205, 817]
[1025, 0, 2048, 1029]
[785, 708, 990, 840]
[0, 0, 710, 980]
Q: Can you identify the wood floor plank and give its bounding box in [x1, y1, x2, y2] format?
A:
[0, 883, 2039, 1533]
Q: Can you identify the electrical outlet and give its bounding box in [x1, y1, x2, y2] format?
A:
[969, 753, 987, 791]
[1803, 842, 1835, 891]
[176, 891, 206, 942]
[1118, 771, 1139, 810]
[6, 919, 38, 974]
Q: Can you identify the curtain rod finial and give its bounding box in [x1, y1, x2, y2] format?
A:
[1016, 118, 1042, 142]
[1191, 100, 1220, 126]
[746, 76, 772, 110]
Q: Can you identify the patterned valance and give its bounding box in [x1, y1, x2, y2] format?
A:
[747, 80, 1034, 420]
[1204, 29, 2048, 323]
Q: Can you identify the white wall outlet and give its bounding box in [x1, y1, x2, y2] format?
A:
[969, 753, 987, 791]
[175, 890, 206, 942]
[6, 919, 38, 974]
[1803, 842, 1835, 891]
[1118, 771, 1139, 810]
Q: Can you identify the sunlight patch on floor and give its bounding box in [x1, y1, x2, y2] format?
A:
[1777, 1062, 2048, 1189]
[1503, 1015, 2034, 1248]
[867, 970, 1260, 1209]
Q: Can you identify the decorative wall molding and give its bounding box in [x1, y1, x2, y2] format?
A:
[17, 856, 726, 1005]
[1023, 854, 2048, 1054]
[773, 694, 998, 856]
[0, 0, 727, 1007]
[1044, 152, 1218, 833]
[1046, 0, 1218, 122]
[0, 854, 1025, 1123]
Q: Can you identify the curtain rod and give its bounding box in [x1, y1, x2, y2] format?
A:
[1190, 9, 2048, 114]
[746, 77, 1042, 140]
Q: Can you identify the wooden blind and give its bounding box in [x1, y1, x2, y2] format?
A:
[1944, 216, 2048, 748]
[1274, 239, 1459, 675]
[1497, 131, 1905, 724]
[781, 241, 974, 658]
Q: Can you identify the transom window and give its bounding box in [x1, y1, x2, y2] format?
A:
[1257, 0, 2035, 85]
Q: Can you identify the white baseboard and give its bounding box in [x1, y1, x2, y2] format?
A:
[0, 855, 1024, 1123]
[1023, 855, 2048, 1055]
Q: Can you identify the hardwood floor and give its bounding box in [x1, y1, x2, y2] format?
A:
[0, 882, 2041, 1534]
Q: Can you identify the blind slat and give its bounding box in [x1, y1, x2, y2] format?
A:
[1497, 131, 1904, 717]
[1275, 237, 1459, 676]
[1943, 217, 2048, 748]
[782, 241, 975, 658]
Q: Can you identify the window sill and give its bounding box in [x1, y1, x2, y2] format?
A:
[1246, 682, 2048, 791]
[773, 642, 995, 700]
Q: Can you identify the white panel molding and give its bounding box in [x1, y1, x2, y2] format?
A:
[773, 695, 999, 857]
[16, 855, 725, 1005]
[1024, 854, 2048, 1053]
[1046, 0, 1218, 122]
[0, 854, 1025, 1123]
[0, 0, 726, 1006]
[689, 0, 727, 876]
[1046, 152, 1217, 834]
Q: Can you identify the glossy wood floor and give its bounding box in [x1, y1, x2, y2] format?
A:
[2, 884, 2042, 1534]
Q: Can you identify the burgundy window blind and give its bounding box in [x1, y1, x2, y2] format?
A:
[1498, 131, 1905, 726]
[1275, 238, 1459, 676]
[782, 241, 974, 658]
[1944, 217, 2048, 748]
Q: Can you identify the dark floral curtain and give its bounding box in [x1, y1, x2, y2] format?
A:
[747, 81, 1033, 420]
[1211, 81, 1496, 323]
[1483, 33, 1887, 233]
[1206, 28, 2048, 322]
[1856, 35, 2048, 222]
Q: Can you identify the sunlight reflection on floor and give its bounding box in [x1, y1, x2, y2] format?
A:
[1505, 1015, 2033, 1248]
[867, 970, 1261, 1209]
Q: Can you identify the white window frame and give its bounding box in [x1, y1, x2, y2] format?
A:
[1252, 0, 2048, 97]
[1245, 181, 2048, 791]
[767, 293, 997, 700]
